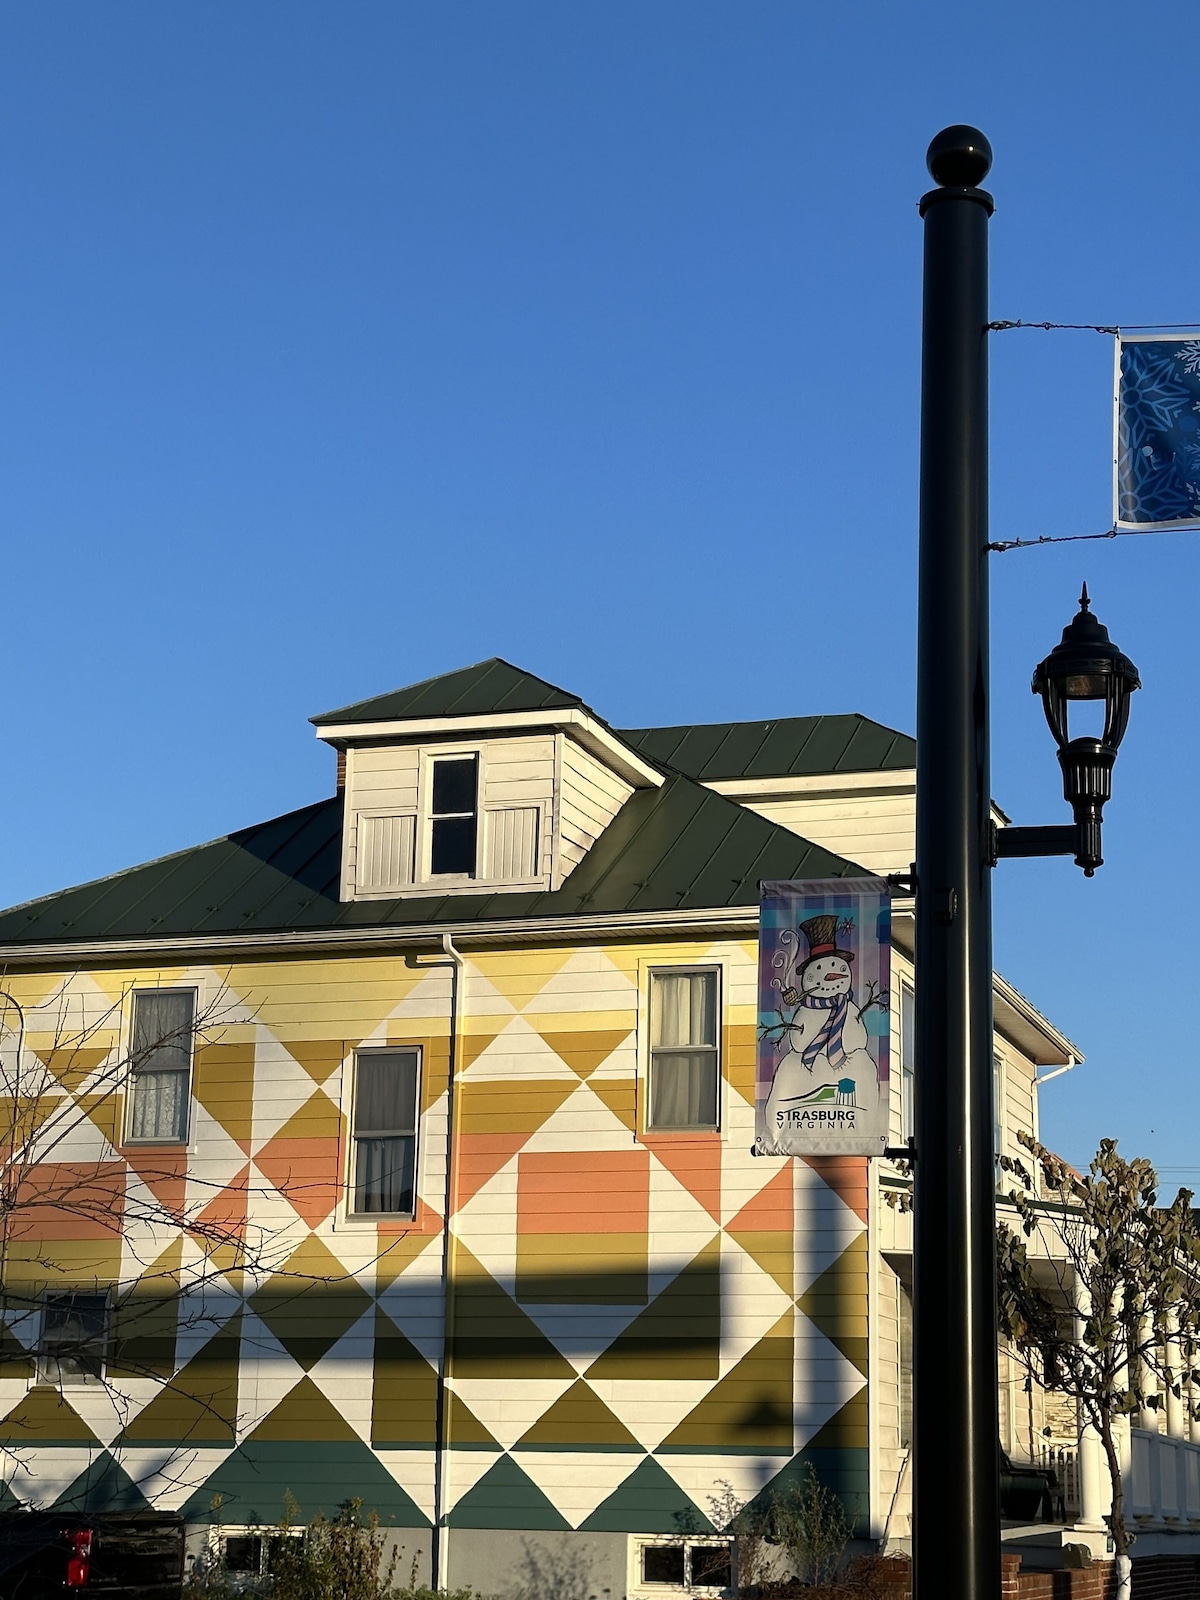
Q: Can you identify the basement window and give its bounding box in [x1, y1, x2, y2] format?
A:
[630, 1536, 733, 1595]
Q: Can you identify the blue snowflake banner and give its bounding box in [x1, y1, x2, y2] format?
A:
[757, 878, 891, 1157]
[1115, 333, 1200, 530]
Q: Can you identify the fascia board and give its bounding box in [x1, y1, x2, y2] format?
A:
[993, 971, 1082, 1068]
[705, 770, 916, 799]
[315, 708, 664, 790]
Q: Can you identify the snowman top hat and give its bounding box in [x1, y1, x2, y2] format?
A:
[797, 914, 855, 975]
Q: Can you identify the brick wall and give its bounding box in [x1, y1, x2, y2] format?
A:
[854, 1553, 1200, 1600]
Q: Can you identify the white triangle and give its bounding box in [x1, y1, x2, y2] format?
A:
[793, 1160, 867, 1297]
[718, 1234, 795, 1377]
[584, 1377, 717, 1452]
[442, 1447, 504, 1512]
[460, 963, 519, 1022]
[250, 1027, 325, 1150]
[519, 946, 637, 1017]
[376, 1447, 437, 1524]
[377, 1260, 446, 1366]
[516, 1304, 649, 1374]
[655, 1452, 789, 1527]
[114, 1446, 233, 1511]
[521, 1075, 637, 1153]
[510, 1448, 647, 1529]
[451, 1152, 519, 1292]
[793, 1306, 867, 1452]
[459, 1012, 577, 1083]
[0, 1445, 101, 1509]
[646, 1152, 723, 1282]
[234, 1311, 306, 1439]
[447, 1375, 577, 1451]
[306, 1307, 379, 1445]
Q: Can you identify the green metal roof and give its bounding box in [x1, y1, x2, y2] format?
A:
[617, 715, 915, 782]
[0, 775, 860, 948]
[312, 658, 587, 727]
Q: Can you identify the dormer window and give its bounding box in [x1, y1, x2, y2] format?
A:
[430, 756, 478, 878]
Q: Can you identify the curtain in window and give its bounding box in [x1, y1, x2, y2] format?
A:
[354, 1135, 416, 1214]
[131, 991, 193, 1070]
[355, 1055, 417, 1134]
[652, 972, 716, 1048]
[129, 1069, 188, 1141]
[651, 1053, 717, 1128]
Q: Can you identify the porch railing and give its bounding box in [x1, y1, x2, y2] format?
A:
[1130, 1428, 1200, 1528]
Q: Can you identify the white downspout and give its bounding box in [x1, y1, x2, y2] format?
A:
[431, 934, 464, 1591]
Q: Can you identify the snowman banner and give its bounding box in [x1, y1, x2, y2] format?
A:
[1115, 332, 1200, 531]
[756, 878, 891, 1157]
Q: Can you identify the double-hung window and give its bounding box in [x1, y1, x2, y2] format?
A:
[647, 969, 720, 1131]
[429, 756, 478, 877]
[38, 1291, 108, 1386]
[127, 989, 195, 1143]
[351, 1049, 420, 1215]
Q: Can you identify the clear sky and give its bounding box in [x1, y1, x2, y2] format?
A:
[1, 1, 1197, 1179]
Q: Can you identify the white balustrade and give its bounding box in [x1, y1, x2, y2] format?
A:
[1129, 1427, 1200, 1527]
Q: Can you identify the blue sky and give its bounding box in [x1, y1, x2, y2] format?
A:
[1, 1, 1197, 1177]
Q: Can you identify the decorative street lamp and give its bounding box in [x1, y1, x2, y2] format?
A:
[1030, 585, 1141, 874]
[913, 127, 1142, 1600]
[993, 584, 1141, 875]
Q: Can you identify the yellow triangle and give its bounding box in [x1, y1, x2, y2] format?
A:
[33, 1046, 112, 1093]
[284, 1040, 346, 1086]
[0, 1388, 97, 1444]
[193, 1042, 255, 1146]
[120, 1312, 241, 1442]
[248, 1375, 359, 1442]
[797, 1231, 869, 1375]
[538, 1030, 633, 1080]
[517, 1380, 639, 1447]
[661, 1313, 793, 1448]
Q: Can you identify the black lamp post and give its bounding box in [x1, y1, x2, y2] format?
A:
[912, 128, 1141, 1600]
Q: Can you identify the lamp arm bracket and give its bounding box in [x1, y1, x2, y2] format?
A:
[989, 821, 1079, 864]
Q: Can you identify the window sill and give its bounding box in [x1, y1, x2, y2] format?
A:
[639, 1129, 723, 1143]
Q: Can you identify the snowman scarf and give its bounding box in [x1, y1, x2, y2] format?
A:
[798, 992, 851, 1072]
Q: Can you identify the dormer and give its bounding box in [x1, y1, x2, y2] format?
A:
[312, 660, 664, 901]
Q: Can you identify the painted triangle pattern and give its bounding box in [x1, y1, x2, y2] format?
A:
[0, 941, 873, 1537]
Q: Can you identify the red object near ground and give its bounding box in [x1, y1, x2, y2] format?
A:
[65, 1527, 93, 1587]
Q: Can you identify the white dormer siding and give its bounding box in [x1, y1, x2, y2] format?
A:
[337, 730, 645, 901]
[558, 738, 634, 878]
[705, 770, 917, 874]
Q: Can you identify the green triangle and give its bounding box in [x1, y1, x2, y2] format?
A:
[0, 1479, 21, 1510]
[53, 1453, 153, 1513]
[179, 1440, 427, 1527]
[802, 1386, 869, 1453]
[372, 1309, 438, 1445]
[119, 1311, 241, 1444]
[797, 1232, 869, 1375]
[517, 1380, 639, 1448]
[447, 1453, 569, 1530]
[749, 1442, 870, 1538]
[580, 1455, 712, 1534]
[661, 1314, 793, 1448]
[451, 1248, 574, 1381]
[248, 1375, 359, 1443]
[584, 1241, 721, 1381]
[0, 1388, 97, 1445]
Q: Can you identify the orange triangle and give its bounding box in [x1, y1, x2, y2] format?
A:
[456, 1132, 527, 1206]
[253, 1091, 342, 1227]
[538, 1029, 632, 1080]
[802, 1155, 869, 1223]
[648, 1139, 722, 1223]
[125, 1150, 188, 1218]
[728, 1162, 793, 1234]
[192, 1165, 250, 1242]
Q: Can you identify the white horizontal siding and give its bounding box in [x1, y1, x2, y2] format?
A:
[743, 790, 915, 873]
[558, 736, 633, 880]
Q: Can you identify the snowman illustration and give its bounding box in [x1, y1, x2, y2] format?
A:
[762, 914, 882, 1138]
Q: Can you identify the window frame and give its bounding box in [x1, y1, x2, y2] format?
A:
[347, 1045, 422, 1221]
[899, 979, 915, 1145]
[123, 986, 198, 1147]
[420, 747, 482, 883]
[643, 965, 723, 1135]
[627, 1534, 734, 1597]
[37, 1290, 109, 1388]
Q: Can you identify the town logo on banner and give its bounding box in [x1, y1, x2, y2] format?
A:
[756, 878, 891, 1157]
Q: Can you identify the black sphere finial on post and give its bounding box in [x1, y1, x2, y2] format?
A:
[926, 124, 993, 187]
[913, 123, 1001, 1600]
